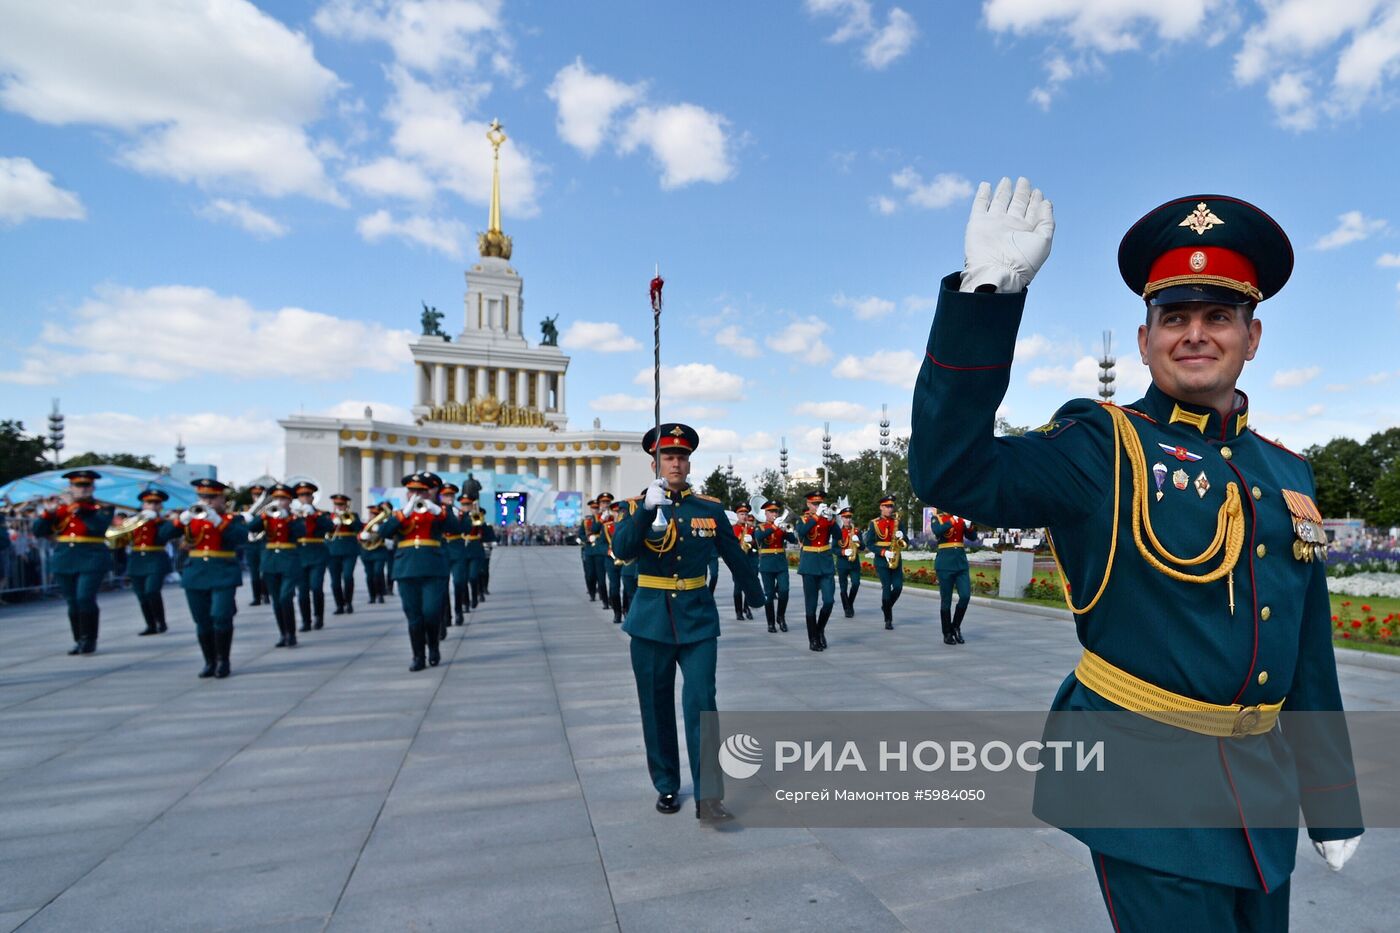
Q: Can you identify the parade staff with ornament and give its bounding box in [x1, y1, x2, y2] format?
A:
[174, 479, 249, 679]
[611, 424, 765, 821]
[908, 176, 1361, 930]
[33, 470, 114, 655]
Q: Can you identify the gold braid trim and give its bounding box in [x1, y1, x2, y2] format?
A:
[643, 516, 679, 554]
[1143, 274, 1263, 302]
[1048, 404, 1245, 615]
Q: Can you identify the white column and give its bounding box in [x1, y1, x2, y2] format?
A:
[589, 457, 602, 496]
[475, 367, 488, 399]
[359, 450, 374, 511]
[454, 366, 468, 404]
[495, 368, 508, 400]
[432, 364, 447, 406]
[557, 373, 566, 414]
[535, 371, 548, 410]
[515, 370, 528, 408]
[416, 366, 428, 406]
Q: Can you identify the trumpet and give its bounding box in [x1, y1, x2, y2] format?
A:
[188, 502, 212, 521]
[409, 495, 433, 514]
[263, 502, 288, 520]
[246, 490, 273, 542]
[335, 508, 356, 525]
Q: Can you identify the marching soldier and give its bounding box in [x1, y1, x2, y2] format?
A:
[126, 488, 179, 636]
[244, 483, 268, 606]
[378, 473, 448, 671]
[728, 503, 757, 621]
[292, 481, 333, 631]
[358, 502, 393, 603]
[930, 511, 976, 644]
[244, 484, 306, 647]
[863, 496, 905, 630]
[752, 501, 792, 633]
[438, 482, 470, 630]
[479, 518, 496, 596]
[173, 479, 249, 678]
[835, 505, 863, 619]
[908, 177, 1362, 928]
[580, 498, 598, 600]
[795, 491, 837, 651]
[327, 493, 363, 615]
[583, 493, 613, 610]
[619, 520, 640, 622]
[460, 492, 487, 608]
[604, 499, 627, 624]
[611, 424, 764, 821]
[33, 470, 114, 655]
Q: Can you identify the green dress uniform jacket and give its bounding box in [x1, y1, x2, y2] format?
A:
[327, 515, 364, 556]
[33, 502, 115, 574]
[752, 523, 792, 573]
[836, 524, 863, 571]
[929, 516, 973, 575]
[908, 272, 1362, 893]
[611, 488, 765, 645]
[794, 515, 836, 576]
[298, 511, 334, 565]
[126, 518, 180, 578]
[379, 510, 449, 579]
[178, 514, 250, 589]
[580, 514, 608, 556]
[244, 514, 307, 576]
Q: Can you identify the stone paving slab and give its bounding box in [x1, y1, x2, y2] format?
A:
[0, 547, 1397, 931]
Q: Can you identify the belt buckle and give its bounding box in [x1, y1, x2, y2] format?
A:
[674, 577, 685, 592]
[1231, 706, 1262, 737]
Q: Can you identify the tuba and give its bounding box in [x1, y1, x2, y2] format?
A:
[105, 512, 152, 550]
[361, 504, 391, 550]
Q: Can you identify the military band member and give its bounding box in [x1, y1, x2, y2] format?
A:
[34, 470, 114, 654]
[292, 482, 333, 631]
[863, 496, 905, 630]
[835, 505, 862, 619]
[173, 479, 249, 678]
[727, 504, 758, 621]
[126, 488, 179, 636]
[583, 493, 613, 610]
[244, 483, 268, 606]
[478, 518, 495, 596]
[908, 177, 1361, 929]
[619, 526, 640, 621]
[242, 483, 305, 647]
[438, 482, 470, 630]
[358, 502, 393, 603]
[604, 499, 627, 624]
[327, 493, 363, 615]
[378, 473, 449, 671]
[752, 501, 792, 633]
[795, 491, 837, 652]
[460, 493, 487, 608]
[611, 424, 764, 821]
[580, 498, 598, 600]
[930, 511, 976, 644]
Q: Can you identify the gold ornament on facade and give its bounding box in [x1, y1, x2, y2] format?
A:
[429, 438, 440, 448]
[339, 429, 352, 440]
[450, 440, 462, 449]
[477, 119, 513, 260]
[423, 395, 556, 429]
[495, 442, 505, 451]
[353, 430, 367, 440]
[407, 437, 418, 446]
[387, 434, 398, 443]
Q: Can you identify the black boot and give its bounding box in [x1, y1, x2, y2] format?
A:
[66, 607, 82, 653]
[806, 613, 820, 651]
[469, 579, 480, 610]
[312, 591, 325, 629]
[331, 576, 346, 614]
[952, 603, 967, 644]
[80, 609, 98, 653]
[153, 593, 168, 633]
[345, 578, 354, 613]
[456, 582, 468, 624]
[777, 593, 789, 632]
[214, 628, 232, 678]
[197, 631, 217, 678]
[250, 577, 263, 606]
[941, 606, 956, 645]
[481, 568, 490, 596]
[299, 591, 312, 631]
[734, 591, 745, 621]
[426, 623, 441, 667]
[137, 593, 159, 635]
[765, 601, 776, 633]
[817, 604, 832, 649]
[273, 598, 288, 647]
[408, 623, 426, 671]
[883, 601, 893, 630]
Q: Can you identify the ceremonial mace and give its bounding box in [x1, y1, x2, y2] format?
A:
[649, 267, 667, 531]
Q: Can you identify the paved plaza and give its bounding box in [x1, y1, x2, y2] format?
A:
[1, 547, 1396, 932]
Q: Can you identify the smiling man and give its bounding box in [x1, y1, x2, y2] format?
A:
[908, 179, 1362, 931]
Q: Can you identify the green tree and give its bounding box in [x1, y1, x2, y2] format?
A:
[61, 451, 161, 471]
[1373, 461, 1400, 529]
[0, 420, 52, 485]
[752, 468, 785, 504]
[1305, 438, 1376, 519]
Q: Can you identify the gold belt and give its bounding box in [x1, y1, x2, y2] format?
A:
[131, 545, 165, 553]
[188, 550, 235, 559]
[638, 574, 707, 591]
[802, 545, 831, 553]
[398, 539, 441, 548]
[297, 538, 327, 544]
[1075, 649, 1282, 738]
[56, 535, 104, 544]
[332, 532, 358, 538]
[938, 542, 965, 549]
[876, 540, 893, 547]
[445, 534, 465, 541]
[758, 548, 784, 554]
[266, 542, 296, 550]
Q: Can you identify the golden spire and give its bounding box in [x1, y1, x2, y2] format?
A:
[478, 118, 512, 259]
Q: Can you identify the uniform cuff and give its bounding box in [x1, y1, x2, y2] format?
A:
[927, 272, 1026, 370]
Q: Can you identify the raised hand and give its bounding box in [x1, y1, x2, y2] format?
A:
[961, 176, 1055, 294]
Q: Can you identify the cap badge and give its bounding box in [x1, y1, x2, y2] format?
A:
[669, 426, 685, 436]
[1189, 250, 1208, 271]
[1179, 202, 1224, 235]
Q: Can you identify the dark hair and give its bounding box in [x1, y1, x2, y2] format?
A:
[1144, 301, 1256, 327]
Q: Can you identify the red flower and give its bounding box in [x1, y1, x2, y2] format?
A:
[1335, 620, 1344, 629]
[1331, 615, 1339, 622]
[1362, 604, 1372, 612]
[1342, 632, 1352, 639]
[1342, 600, 1352, 607]
[1351, 620, 1363, 629]
[1381, 629, 1392, 639]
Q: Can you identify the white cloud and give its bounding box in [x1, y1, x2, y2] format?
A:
[833, 349, 922, 385]
[1272, 365, 1322, 388]
[766, 317, 832, 363]
[806, 1, 919, 69]
[61, 410, 283, 486]
[793, 401, 879, 421]
[546, 58, 645, 156]
[1014, 332, 1084, 362]
[632, 362, 745, 401]
[903, 294, 938, 313]
[1314, 210, 1387, 249]
[672, 404, 730, 421]
[833, 292, 895, 320]
[1377, 252, 1400, 266]
[714, 325, 760, 358]
[1030, 53, 1078, 110]
[0, 155, 84, 224]
[0, 284, 413, 384]
[871, 195, 898, 215]
[886, 167, 973, 211]
[1027, 355, 1151, 397]
[357, 209, 467, 257]
[322, 399, 414, 424]
[0, 0, 341, 200]
[620, 103, 734, 189]
[344, 156, 436, 200]
[314, 0, 510, 77]
[983, 0, 1218, 53]
[590, 393, 653, 412]
[559, 320, 643, 352]
[199, 198, 287, 238]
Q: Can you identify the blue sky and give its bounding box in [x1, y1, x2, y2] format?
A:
[3, 0, 1399, 486]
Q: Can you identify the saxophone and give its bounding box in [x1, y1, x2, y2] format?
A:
[886, 514, 905, 570]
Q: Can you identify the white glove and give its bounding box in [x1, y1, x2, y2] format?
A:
[643, 478, 668, 509]
[896, 530, 906, 541]
[358, 530, 371, 541]
[1313, 837, 1360, 872]
[743, 533, 753, 544]
[140, 509, 157, 520]
[240, 510, 254, 522]
[817, 504, 832, 519]
[961, 176, 1055, 294]
[179, 510, 194, 524]
[420, 499, 441, 515]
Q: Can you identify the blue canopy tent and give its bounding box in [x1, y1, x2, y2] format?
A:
[0, 466, 201, 511]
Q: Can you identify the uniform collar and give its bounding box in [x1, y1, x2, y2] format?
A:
[1135, 383, 1250, 442]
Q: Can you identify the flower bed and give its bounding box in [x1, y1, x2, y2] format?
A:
[1332, 599, 1400, 648]
[1326, 572, 1400, 598]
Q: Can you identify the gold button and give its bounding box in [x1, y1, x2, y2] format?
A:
[1260, 606, 1271, 620]
[1221, 446, 1232, 460]
[1257, 671, 1268, 685]
[1256, 544, 1267, 559]
[1252, 486, 1262, 500]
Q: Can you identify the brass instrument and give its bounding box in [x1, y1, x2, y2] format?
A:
[188, 502, 212, 521]
[263, 502, 287, 520]
[361, 504, 391, 550]
[409, 495, 432, 514]
[886, 512, 906, 570]
[246, 490, 272, 542]
[105, 512, 153, 550]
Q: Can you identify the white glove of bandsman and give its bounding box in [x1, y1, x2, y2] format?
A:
[961, 176, 1055, 294]
[643, 478, 668, 510]
[140, 509, 158, 520]
[1314, 837, 1360, 872]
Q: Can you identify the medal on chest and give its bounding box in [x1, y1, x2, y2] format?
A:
[1281, 489, 1328, 562]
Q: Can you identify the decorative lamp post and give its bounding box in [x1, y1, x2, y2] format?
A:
[821, 422, 832, 494]
[47, 398, 64, 468]
[779, 437, 789, 496]
[1098, 330, 1116, 401]
[879, 402, 890, 491]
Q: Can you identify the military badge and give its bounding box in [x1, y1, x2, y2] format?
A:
[1281, 489, 1329, 562]
[1158, 442, 1203, 462]
[690, 517, 716, 538]
[1152, 463, 1167, 501]
[1195, 471, 1210, 499]
[1172, 468, 1189, 491]
[1179, 202, 1224, 235]
[1030, 418, 1077, 439]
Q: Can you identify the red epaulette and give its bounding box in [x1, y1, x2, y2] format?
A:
[1098, 400, 1157, 423]
[695, 493, 721, 503]
[1250, 428, 1307, 462]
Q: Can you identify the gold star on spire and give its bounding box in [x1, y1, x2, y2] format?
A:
[478, 118, 513, 259]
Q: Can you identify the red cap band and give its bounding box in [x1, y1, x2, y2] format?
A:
[1145, 246, 1262, 301]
